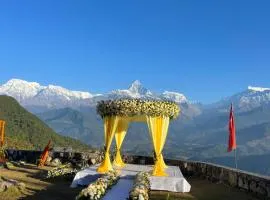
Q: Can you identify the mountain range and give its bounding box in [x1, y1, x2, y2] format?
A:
[1, 78, 270, 175]
[0, 79, 188, 112]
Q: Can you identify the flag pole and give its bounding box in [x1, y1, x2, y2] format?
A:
[234, 111, 238, 170]
[234, 148, 238, 169]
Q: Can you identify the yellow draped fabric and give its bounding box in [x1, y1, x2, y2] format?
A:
[97, 114, 171, 176]
[97, 116, 119, 173]
[113, 119, 129, 167]
[0, 120, 6, 147]
[147, 116, 169, 176]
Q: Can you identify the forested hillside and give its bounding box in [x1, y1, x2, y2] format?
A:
[0, 95, 90, 151]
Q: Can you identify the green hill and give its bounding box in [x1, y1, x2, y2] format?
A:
[0, 95, 90, 151]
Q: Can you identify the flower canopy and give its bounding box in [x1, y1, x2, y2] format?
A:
[97, 99, 180, 119]
[96, 99, 180, 176]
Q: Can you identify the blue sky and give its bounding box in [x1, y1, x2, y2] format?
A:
[1, 1, 270, 103]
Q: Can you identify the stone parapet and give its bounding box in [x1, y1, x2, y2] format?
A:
[124, 155, 270, 199]
[5, 149, 101, 165]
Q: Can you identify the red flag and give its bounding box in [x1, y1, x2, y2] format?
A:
[228, 104, 237, 152]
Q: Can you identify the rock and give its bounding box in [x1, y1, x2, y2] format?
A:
[36, 159, 41, 166]
[0, 177, 25, 192]
[227, 171, 237, 187]
[0, 183, 6, 192]
[45, 156, 52, 166]
[16, 182, 25, 191]
[266, 184, 270, 198]
[46, 156, 52, 163]
[238, 175, 249, 190]
[50, 158, 62, 167]
[90, 158, 96, 165]
[19, 161, 26, 166]
[4, 162, 14, 170]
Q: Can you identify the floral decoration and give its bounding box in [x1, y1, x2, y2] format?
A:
[129, 171, 151, 200]
[46, 163, 78, 179]
[97, 99, 180, 119]
[76, 170, 120, 200]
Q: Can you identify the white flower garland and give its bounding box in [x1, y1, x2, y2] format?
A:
[129, 172, 151, 200]
[76, 170, 120, 200]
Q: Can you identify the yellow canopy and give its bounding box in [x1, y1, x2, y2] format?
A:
[96, 99, 180, 176]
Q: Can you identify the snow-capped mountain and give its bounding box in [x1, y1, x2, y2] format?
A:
[109, 80, 154, 99]
[0, 79, 100, 109]
[247, 86, 270, 92]
[109, 80, 188, 104]
[237, 86, 270, 110]
[0, 79, 188, 110]
[2, 79, 270, 113]
[209, 85, 270, 112]
[162, 91, 188, 104]
[0, 79, 44, 101]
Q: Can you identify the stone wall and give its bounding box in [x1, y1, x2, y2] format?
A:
[179, 160, 270, 199]
[123, 155, 270, 199]
[5, 149, 101, 165]
[6, 149, 42, 163]
[5, 150, 270, 199]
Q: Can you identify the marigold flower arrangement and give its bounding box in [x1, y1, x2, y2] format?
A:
[97, 99, 180, 119]
[129, 172, 151, 200]
[76, 170, 120, 200]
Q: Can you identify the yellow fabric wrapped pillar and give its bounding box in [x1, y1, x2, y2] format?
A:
[97, 116, 119, 173]
[113, 119, 129, 167]
[147, 116, 169, 176]
[160, 117, 169, 169]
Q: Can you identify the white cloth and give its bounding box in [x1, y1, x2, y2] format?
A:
[71, 164, 191, 193]
[70, 165, 102, 188]
[103, 179, 134, 200]
[150, 177, 191, 192]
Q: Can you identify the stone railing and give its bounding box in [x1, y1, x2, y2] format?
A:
[4, 150, 270, 199]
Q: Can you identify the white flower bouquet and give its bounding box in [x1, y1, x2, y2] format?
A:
[129, 172, 151, 200]
[76, 170, 120, 200]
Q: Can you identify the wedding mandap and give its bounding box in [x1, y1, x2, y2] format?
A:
[96, 98, 180, 176]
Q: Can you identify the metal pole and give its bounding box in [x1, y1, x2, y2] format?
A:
[234, 148, 238, 169]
